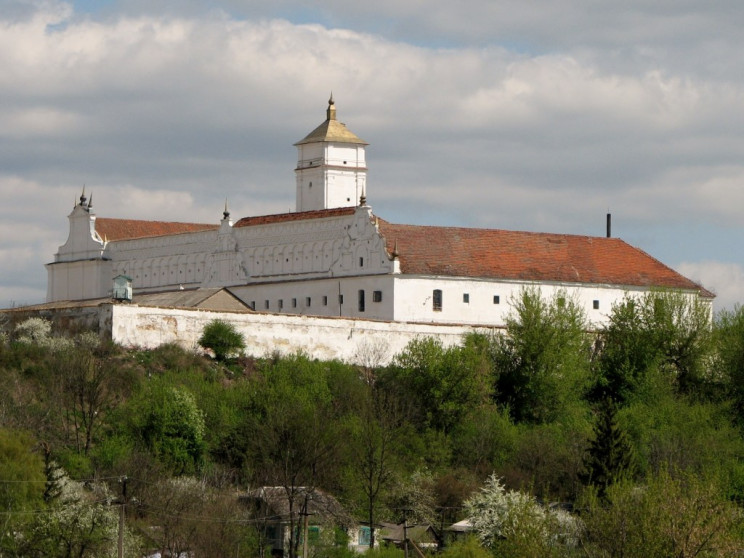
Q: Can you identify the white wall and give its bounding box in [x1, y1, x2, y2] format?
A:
[391, 275, 692, 328]
[109, 304, 491, 366]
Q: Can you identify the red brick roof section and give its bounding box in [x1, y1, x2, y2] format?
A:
[233, 207, 356, 227]
[95, 218, 218, 241]
[377, 220, 712, 297]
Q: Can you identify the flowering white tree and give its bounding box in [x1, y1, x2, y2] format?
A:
[464, 474, 581, 555]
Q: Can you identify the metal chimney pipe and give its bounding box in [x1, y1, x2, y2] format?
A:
[606, 213, 611, 238]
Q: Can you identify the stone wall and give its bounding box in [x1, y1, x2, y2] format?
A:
[109, 304, 497, 365]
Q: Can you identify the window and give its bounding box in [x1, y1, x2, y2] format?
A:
[339, 294, 344, 304]
[463, 293, 470, 303]
[358, 290, 365, 312]
[322, 295, 328, 306]
[358, 526, 371, 546]
[433, 289, 442, 311]
[264, 300, 270, 310]
[250, 301, 256, 310]
[292, 298, 297, 308]
[593, 300, 600, 310]
[493, 295, 500, 304]
[306, 297, 311, 307]
[359, 257, 364, 267]
[373, 290, 382, 302]
[278, 299, 283, 309]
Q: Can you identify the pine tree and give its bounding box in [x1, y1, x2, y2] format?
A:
[581, 400, 635, 497]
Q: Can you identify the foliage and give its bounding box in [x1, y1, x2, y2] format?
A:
[127, 382, 206, 474]
[0, 428, 45, 509]
[198, 319, 245, 361]
[14, 469, 140, 557]
[14, 317, 73, 352]
[593, 290, 714, 403]
[492, 288, 591, 424]
[580, 468, 742, 557]
[464, 474, 582, 555]
[581, 400, 635, 497]
[439, 535, 491, 558]
[715, 305, 744, 422]
[387, 335, 493, 433]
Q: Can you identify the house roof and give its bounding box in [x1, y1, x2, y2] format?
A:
[242, 487, 352, 526]
[294, 98, 367, 146]
[234, 207, 356, 228]
[95, 218, 218, 241]
[377, 220, 712, 297]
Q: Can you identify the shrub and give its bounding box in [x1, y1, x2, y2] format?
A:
[198, 320, 245, 361]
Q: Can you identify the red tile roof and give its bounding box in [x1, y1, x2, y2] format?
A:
[233, 207, 356, 227]
[377, 220, 712, 296]
[95, 218, 218, 241]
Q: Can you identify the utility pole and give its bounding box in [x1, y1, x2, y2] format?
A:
[402, 508, 411, 558]
[118, 475, 128, 558]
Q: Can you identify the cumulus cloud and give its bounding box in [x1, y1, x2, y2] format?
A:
[677, 261, 744, 312]
[0, 1, 743, 307]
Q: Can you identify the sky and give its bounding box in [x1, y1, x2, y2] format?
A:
[1, 0, 743, 311]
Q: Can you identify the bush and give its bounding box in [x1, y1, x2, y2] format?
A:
[198, 320, 245, 361]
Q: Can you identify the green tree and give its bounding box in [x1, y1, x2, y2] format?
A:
[492, 288, 591, 424]
[128, 382, 206, 475]
[593, 291, 713, 404]
[581, 400, 635, 497]
[386, 334, 492, 433]
[580, 468, 742, 557]
[715, 305, 744, 422]
[198, 319, 245, 361]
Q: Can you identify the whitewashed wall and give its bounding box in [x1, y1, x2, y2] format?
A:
[109, 304, 493, 366]
[391, 275, 669, 328]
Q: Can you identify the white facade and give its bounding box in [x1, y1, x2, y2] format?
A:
[46, 99, 712, 330]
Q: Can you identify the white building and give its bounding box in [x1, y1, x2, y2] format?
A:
[46, 97, 712, 327]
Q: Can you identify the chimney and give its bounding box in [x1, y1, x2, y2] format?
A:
[606, 213, 611, 238]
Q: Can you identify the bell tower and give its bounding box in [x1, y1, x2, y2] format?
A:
[294, 96, 368, 212]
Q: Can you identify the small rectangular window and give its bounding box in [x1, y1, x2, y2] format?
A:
[463, 293, 470, 303]
[322, 295, 328, 306]
[339, 294, 344, 304]
[493, 295, 500, 304]
[433, 289, 442, 311]
[358, 290, 365, 312]
[593, 300, 600, 310]
[306, 297, 311, 307]
[250, 301, 256, 310]
[359, 257, 364, 267]
[278, 299, 283, 309]
[359, 526, 371, 546]
[373, 290, 382, 302]
[264, 300, 270, 310]
[292, 298, 297, 308]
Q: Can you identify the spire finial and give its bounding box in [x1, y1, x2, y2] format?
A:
[223, 199, 230, 220]
[87, 192, 93, 210]
[79, 185, 87, 206]
[326, 93, 336, 121]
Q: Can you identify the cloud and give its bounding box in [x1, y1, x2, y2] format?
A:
[0, 1, 742, 307]
[677, 261, 744, 312]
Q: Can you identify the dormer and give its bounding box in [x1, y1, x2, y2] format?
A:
[294, 96, 368, 212]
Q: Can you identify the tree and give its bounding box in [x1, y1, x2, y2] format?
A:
[245, 356, 343, 558]
[386, 335, 493, 433]
[581, 400, 635, 497]
[715, 305, 744, 422]
[127, 382, 206, 475]
[580, 468, 742, 557]
[347, 385, 408, 549]
[492, 288, 591, 424]
[593, 290, 713, 404]
[198, 319, 245, 361]
[464, 474, 581, 557]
